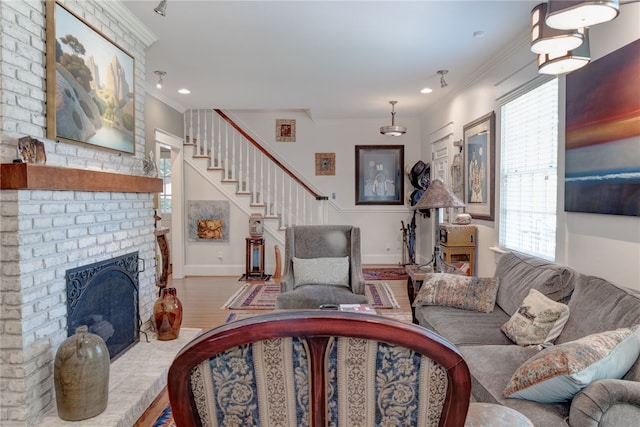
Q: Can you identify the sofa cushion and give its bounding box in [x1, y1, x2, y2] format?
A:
[501, 289, 570, 347]
[292, 256, 349, 288]
[415, 305, 513, 346]
[460, 344, 570, 426]
[503, 326, 640, 403]
[494, 252, 575, 316]
[413, 273, 499, 313]
[557, 274, 640, 345]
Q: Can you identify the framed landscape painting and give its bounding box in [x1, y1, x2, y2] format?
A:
[46, 1, 135, 154]
[565, 39, 640, 216]
[355, 145, 404, 205]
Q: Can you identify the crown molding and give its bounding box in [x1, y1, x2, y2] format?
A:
[102, 1, 158, 48]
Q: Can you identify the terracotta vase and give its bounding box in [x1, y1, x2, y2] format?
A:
[54, 325, 110, 421]
[153, 287, 183, 340]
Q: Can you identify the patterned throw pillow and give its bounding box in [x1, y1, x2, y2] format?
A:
[413, 273, 500, 313]
[504, 326, 640, 403]
[501, 289, 570, 347]
[292, 256, 349, 288]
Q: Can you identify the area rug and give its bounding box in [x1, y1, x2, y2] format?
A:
[238, 273, 272, 282]
[363, 266, 408, 281]
[152, 405, 174, 427]
[221, 282, 399, 310]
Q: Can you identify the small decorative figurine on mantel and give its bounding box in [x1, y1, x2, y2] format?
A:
[16, 136, 47, 164]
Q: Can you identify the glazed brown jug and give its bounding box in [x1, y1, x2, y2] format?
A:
[54, 325, 109, 421]
[153, 287, 183, 340]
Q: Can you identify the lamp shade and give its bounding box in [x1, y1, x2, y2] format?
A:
[538, 28, 590, 74]
[531, 3, 585, 54]
[412, 179, 465, 210]
[546, 0, 619, 30]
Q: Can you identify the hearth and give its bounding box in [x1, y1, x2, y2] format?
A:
[65, 252, 140, 360]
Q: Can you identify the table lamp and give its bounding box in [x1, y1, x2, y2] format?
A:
[412, 178, 465, 270]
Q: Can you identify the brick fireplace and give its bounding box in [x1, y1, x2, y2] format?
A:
[0, 164, 161, 425]
[0, 1, 160, 424]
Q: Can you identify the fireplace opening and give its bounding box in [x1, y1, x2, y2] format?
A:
[65, 252, 140, 361]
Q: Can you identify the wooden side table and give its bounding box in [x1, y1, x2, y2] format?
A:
[439, 224, 477, 276]
[245, 237, 265, 279]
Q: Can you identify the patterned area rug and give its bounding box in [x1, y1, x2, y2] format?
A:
[152, 405, 174, 427]
[362, 266, 408, 281]
[221, 282, 399, 310]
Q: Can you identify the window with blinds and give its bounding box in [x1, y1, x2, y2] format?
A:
[499, 78, 558, 260]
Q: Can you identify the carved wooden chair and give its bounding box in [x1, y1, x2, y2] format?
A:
[167, 311, 472, 426]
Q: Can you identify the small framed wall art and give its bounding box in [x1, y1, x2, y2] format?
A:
[315, 153, 335, 175]
[275, 119, 296, 142]
[355, 145, 404, 205]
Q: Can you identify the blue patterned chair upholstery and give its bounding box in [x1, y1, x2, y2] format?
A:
[275, 225, 369, 309]
[168, 311, 471, 426]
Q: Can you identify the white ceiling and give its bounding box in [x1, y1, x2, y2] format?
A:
[121, 0, 539, 119]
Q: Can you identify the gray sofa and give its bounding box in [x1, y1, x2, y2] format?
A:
[414, 251, 640, 426]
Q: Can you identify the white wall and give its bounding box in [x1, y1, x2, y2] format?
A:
[229, 110, 422, 265]
[418, 4, 640, 290]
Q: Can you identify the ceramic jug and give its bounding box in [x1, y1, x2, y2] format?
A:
[54, 325, 109, 421]
[153, 287, 183, 340]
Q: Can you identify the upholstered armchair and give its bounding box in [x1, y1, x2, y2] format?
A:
[275, 225, 369, 309]
[167, 311, 472, 427]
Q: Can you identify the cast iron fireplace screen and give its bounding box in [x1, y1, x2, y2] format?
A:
[65, 252, 140, 360]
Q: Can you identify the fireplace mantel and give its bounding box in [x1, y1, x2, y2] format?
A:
[0, 163, 162, 193]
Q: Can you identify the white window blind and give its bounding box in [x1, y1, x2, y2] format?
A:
[500, 78, 558, 260]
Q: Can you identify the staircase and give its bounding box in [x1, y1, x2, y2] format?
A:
[183, 109, 328, 240]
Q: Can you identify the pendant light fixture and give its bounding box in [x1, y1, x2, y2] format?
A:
[531, 3, 585, 54]
[380, 101, 406, 137]
[538, 28, 591, 74]
[546, 0, 619, 30]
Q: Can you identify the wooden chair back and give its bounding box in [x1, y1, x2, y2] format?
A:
[168, 311, 471, 426]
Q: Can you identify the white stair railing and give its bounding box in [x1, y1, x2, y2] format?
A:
[184, 109, 328, 228]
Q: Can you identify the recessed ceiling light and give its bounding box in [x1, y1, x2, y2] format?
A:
[420, 87, 433, 94]
[178, 88, 191, 94]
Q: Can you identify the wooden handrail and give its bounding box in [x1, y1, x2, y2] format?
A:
[214, 109, 327, 201]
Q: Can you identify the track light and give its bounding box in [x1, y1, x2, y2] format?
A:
[154, 0, 167, 17]
[437, 70, 448, 88]
[154, 70, 166, 89]
[380, 101, 407, 136]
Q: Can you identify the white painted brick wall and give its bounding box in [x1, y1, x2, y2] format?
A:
[1, 1, 155, 425]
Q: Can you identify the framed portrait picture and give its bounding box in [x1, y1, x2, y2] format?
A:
[275, 119, 296, 142]
[46, 1, 135, 154]
[315, 153, 335, 175]
[355, 145, 404, 205]
[463, 112, 495, 221]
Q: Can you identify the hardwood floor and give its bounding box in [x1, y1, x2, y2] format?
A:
[134, 271, 411, 425]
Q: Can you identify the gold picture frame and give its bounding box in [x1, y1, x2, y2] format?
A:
[46, 1, 136, 154]
[275, 119, 296, 142]
[315, 153, 335, 175]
